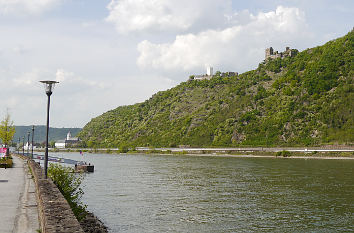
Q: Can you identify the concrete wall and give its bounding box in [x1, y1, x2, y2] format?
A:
[26, 158, 84, 233]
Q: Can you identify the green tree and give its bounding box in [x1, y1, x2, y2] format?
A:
[0, 112, 16, 155]
[49, 141, 56, 148]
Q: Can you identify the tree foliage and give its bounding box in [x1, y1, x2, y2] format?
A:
[0, 112, 16, 148]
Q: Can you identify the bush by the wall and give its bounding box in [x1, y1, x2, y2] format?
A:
[48, 163, 87, 220]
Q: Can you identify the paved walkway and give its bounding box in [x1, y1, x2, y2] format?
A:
[0, 155, 39, 233]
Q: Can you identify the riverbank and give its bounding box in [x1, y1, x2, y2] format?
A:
[35, 146, 354, 157]
[34, 147, 354, 160]
[186, 153, 354, 159]
[14, 154, 108, 233]
[80, 211, 108, 233]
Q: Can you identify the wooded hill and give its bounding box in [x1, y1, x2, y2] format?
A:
[79, 30, 353, 148]
[14, 126, 81, 143]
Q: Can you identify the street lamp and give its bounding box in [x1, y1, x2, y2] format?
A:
[22, 136, 25, 156]
[31, 126, 35, 159]
[27, 131, 30, 156]
[40, 80, 59, 179]
[17, 137, 20, 154]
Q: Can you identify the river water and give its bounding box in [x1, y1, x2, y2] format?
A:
[50, 152, 354, 232]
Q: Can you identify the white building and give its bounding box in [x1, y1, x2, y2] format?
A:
[24, 142, 36, 150]
[55, 131, 80, 148]
[55, 140, 66, 148]
[193, 67, 214, 80]
[207, 66, 213, 76]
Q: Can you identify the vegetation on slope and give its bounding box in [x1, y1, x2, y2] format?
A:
[14, 126, 81, 143]
[79, 30, 353, 148]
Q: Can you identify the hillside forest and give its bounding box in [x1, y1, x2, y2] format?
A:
[78, 30, 353, 148]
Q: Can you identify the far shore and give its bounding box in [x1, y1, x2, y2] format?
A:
[182, 153, 354, 160]
[33, 147, 354, 160]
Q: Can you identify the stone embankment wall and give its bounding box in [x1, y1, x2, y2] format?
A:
[25, 158, 84, 233]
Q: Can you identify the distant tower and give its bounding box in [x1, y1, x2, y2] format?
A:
[207, 66, 213, 76]
[265, 47, 274, 60]
[66, 131, 72, 140]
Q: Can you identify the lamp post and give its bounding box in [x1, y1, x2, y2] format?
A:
[40, 80, 59, 179]
[31, 125, 35, 159]
[17, 137, 20, 154]
[27, 131, 30, 156]
[22, 136, 25, 156]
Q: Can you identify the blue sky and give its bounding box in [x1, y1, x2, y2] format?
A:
[0, 0, 353, 127]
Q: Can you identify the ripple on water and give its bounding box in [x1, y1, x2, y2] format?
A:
[53, 153, 354, 233]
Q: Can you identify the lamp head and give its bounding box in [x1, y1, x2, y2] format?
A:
[40, 80, 59, 95]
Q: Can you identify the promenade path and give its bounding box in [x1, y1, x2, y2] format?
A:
[0, 155, 39, 233]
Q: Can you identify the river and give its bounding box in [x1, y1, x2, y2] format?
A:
[48, 152, 354, 232]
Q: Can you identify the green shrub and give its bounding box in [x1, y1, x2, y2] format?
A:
[0, 157, 13, 168]
[119, 146, 129, 153]
[48, 164, 86, 220]
[282, 150, 291, 157]
[276, 150, 291, 157]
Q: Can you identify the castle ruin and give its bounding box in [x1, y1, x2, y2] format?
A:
[193, 66, 214, 80]
[265, 47, 297, 60]
[190, 67, 238, 81]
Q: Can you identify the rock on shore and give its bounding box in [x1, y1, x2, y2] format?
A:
[80, 211, 108, 233]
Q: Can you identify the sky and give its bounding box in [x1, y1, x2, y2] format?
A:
[0, 0, 353, 128]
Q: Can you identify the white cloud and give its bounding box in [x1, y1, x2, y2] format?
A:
[55, 68, 74, 82]
[13, 68, 46, 86]
[12, 45, 29, 54]
[0, 0, 62, 15]
[55, 69, 106, 89]
[137, 6, 309, 74]
[0, 67, 114, 127]
[106, 0, 231, 33]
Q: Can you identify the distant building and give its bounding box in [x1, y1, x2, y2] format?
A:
[55, 131, 80, 148]
[190, 67, 238, 81]
[193, 75, 212, 80]
[24, 142, 36, 150]
[55, 140, 66, 148]
[192, 67, 214, 80]
[207, 66, 213, 76]
[265, 47, 297, 60]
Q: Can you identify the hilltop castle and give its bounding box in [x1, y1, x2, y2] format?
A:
[265, 47, 297, 60]
[190, 67, 238, 81]
[193, 66, 214, 80]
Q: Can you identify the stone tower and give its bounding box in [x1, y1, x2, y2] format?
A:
[207, 66, 213, 76]
[265, 47, 274, 60]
